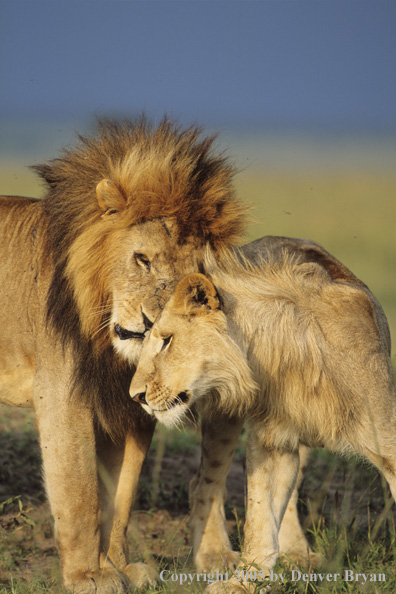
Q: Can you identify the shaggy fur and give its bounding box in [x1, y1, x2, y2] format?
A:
[36, 117, 245, 342]
[32, 116, 247, 438]
[131, 242, 396, 592]
[0, 116, 248, 594]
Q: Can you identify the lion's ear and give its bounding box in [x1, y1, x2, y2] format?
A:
[173, 273, 221, 316]
[96, 179, 127, 216]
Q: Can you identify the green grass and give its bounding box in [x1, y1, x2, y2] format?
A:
[2, 420, 396, 593]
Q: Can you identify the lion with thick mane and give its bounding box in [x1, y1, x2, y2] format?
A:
[0, 117, 247, 593]
[131, 241, 396, 593]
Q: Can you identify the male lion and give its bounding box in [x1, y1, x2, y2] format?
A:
[131, 241, 396, 593]
[0, 117, 246, 594]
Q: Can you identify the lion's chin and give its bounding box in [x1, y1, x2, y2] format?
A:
[113, 337, 144, 365]
[153, 407, 189, 428]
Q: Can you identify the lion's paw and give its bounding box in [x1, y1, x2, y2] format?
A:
[280, 548, 324, 568]
[204, 579, 268, 594]
[123, 561, 158, 589]
[196, 550, 241, 573]
[65, 567, 129, 594]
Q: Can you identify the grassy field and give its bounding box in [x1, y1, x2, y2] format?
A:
[0, 160, 395, 592]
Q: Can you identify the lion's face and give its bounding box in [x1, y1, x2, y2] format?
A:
[129, 273, 252, 426]
[108, 219, 202, 363]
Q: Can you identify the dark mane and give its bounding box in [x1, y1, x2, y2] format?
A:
[32, 116, 247, 440]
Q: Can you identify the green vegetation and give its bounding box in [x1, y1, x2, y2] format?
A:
[2, 409, 396, 593]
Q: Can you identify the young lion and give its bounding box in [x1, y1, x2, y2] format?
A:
[130, 249, 396, 593]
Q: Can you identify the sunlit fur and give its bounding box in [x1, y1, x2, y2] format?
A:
[131, 246, 396, 587]
[132, 248, 395, 453]
[143, 244, 394, 449]
[201, 248, 395, 453]
[30, 116, 248, 437]
[36, 116, 247, 352]
[0, 116, 248, 594]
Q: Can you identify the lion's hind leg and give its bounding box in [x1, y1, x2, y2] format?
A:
[278, 445, 323, 566]
[354, 430, 396, 509]
[343, 399, 396, 527]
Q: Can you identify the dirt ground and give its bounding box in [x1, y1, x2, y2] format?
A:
[0, 404, 394, 591]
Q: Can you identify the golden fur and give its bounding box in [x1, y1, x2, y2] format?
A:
[34, 117, 247, 436]
[37, 117, 246, 349]
[0, 116, 246, 594]
[131, 244, 396, 592]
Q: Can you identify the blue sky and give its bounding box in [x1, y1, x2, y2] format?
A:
[1, 0, 396, 133]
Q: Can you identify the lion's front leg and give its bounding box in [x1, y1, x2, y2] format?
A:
[190, 414, 244, 572]
[36, 399, 128, 593]
[96, 421, 158, 589]
[33, 353, 130, 594]
[204, 432, 300, 594]
[243, 428, 300, 574]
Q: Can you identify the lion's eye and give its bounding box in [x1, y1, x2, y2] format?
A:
[161, 335, 172, 351]
[134, 252, 151, 272]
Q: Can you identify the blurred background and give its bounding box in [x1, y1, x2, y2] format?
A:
[1, 0, 396, 361]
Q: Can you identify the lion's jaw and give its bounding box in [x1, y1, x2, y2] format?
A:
[139, 387, 195, 428]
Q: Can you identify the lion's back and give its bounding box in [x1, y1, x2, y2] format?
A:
[241, 235, 391, 354]
[0, 196, 49, 407]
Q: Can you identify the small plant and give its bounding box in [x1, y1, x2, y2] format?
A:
[0, 496, 34, 533]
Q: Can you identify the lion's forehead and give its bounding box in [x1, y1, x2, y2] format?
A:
[120, 218, 203, 267]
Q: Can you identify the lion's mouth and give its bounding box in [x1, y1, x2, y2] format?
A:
[133, 390, 191, 411]
[114, 313, 153, 341]
[114, 324, 146, 341]
[151, 391, 191, 412]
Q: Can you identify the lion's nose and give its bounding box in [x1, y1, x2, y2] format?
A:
[132, 391, 148, 405]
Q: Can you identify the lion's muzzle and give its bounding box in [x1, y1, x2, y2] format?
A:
[114, 312, 153, 341]
[133, 391, 148, 405]
[131, 388, 191, 411]
[114, 323, 146, 340]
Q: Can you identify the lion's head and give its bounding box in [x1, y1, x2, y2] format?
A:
[35, 117, 246, 362]
[129, 273, 256, 427]
[34, 117, 247, 436]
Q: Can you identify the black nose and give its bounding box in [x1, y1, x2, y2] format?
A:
[177, 391, 189, 404]
[133, 392, 147, 405]
[142, 312, 153, 332]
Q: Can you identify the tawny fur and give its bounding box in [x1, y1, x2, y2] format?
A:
[0, 116, 247, 594]
[132, 247, 394, 446]
[35, 116, 246, 350]
[131, 243, 396, 591]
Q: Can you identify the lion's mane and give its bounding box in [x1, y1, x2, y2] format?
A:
[34, 117, 246, 439]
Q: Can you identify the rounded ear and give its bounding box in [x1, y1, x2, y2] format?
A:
[96, 179, 127, 216]
[173, 273, 221, 316]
